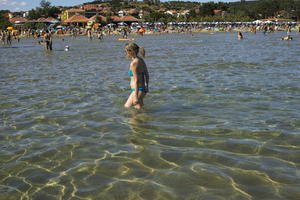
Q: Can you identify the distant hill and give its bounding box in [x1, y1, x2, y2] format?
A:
[79, 0, 300, 22]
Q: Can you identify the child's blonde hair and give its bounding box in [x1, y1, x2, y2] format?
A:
[125, 43, 145, 58]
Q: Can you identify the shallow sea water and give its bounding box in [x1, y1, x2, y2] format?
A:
[1, 32, 300, 200]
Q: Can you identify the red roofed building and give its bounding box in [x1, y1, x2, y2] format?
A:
[8, 12, 26, 19]
[67, 8, 85, 13]
[159, 8, 167, 12]
[109, 16, 122, 22]
[109, 15, 140, 24]
[21, 17, 59, 27]
[37, 18, 47, 22]
[63, 15, 89, 26]
[213, 10, 225, 17]
[35, 17, 59, 23]
[81, 4, 103, 11]
[129, 9, 139, 15]
[89, 15, 106, 23]
[101, 9, 113, 15]
[260, 18, 294, 22]
[119, 16, 140, 22]
[81, 4, 104, 18]
[45, 17, 57, 21]
[9, 17, 28, 25]
[126, 8, 140, 18]
[165, 10, 177, 16]
[61, 8, 85, 22]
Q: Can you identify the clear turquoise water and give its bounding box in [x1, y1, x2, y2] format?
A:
[1, 32, 300, 199]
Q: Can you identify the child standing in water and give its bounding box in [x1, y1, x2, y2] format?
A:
[124, 43, 149, 109]
[237, 31, 243, 40]
[43, 30, 52, 50]
[6, 31, 12, 45]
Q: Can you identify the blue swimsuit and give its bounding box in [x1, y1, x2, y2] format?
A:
[128, 70, 134, 77]
[128, 70, 148, 92]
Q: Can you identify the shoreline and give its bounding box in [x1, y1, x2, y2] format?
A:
[42, 29, 299, 38]
[6, 26, 299, 40]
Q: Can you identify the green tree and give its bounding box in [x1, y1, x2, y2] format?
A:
[27, 9, 39, 19]
[111, 0, 121, 11]
[40, 0, 51, 9]
[106, 14, 113, 25]
[143, 11, 175, 22]
[0, 10, 11, 29]
[95, 15, 103, 24]
[27, 0, 60, 19]
[199, 2, 215, 17]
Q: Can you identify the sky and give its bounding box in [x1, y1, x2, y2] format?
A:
[0, 0, 240, 12]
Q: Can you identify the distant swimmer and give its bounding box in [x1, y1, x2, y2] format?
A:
[16, 35, 20, 42]
[97, 29, 103, 40]
[237, 31, 243, 40]
[263, 26, 268, 35]
[6, 31, 12, 45]
[287, 26, 291, 37]
[282, 35, 293, 41]
[124, 43, 149, 109]
[138, 27, 145, 36]
[122, 27, 128, 39]
[65, 45, 70, 51]
[0, 31, 5, 44]
[43, 30, 53, 51]
[87, 29, 92, 40]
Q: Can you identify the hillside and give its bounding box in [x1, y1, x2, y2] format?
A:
[82, 0, 300, 21]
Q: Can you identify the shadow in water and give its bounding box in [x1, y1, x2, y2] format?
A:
[127, 109, 151, 134]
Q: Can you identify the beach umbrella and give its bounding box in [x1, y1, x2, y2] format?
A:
[117, 22, 127, 26]
[178, 22, 187, 25]
[264, 20, 273, 24]
[253, 20, 262, 24]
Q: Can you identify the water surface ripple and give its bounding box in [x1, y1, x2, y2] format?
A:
[1, 32, 300, 199]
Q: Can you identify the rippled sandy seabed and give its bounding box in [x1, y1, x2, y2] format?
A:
[1, 32, 300, 200]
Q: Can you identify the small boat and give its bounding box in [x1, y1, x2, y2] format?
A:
[118, 38, 135, 41]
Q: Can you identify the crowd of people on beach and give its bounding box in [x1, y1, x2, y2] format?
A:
[1, 21, 299, 47]
[0, 30, 20, 45]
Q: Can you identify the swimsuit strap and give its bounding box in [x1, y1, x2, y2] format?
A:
[128, 70, 145, 86]
[128, 70, 133, 77]
[131, 87, 148, 93]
